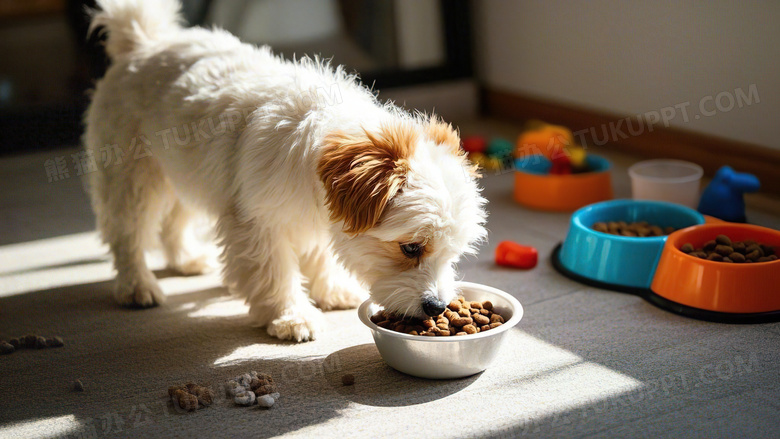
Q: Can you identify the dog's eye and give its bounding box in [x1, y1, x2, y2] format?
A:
[400, 243, 423, 258]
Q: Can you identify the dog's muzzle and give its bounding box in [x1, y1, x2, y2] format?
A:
[422, 296, 447, 317]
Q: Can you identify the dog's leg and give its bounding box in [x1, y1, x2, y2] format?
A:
[161, 200, 210, 276]
[218, 210, 324, 342]
[300, 245, 368, 310]
[89, 147, 168, 308]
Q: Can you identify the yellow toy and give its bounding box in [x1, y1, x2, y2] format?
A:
[515, 120, 588, 173]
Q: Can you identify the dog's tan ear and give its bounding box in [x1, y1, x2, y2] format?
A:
[318, 124, 416, 234]
[424, 115, 481, 178]
[424, 115, 461, 155]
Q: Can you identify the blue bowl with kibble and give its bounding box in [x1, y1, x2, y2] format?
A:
[552, 199, 705, 291]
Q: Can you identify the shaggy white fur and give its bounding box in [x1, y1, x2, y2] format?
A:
[85, 0, 487, 342]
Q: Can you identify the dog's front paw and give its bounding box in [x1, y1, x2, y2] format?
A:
[312, 276, 368, 311]
[169, 255, 212, 276]
[266, 306, 325, 342]
[114, 275, 165, 308]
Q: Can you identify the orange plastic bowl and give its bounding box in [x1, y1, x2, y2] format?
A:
[651, 223, 780, 314]
[514, 155, 613, 211]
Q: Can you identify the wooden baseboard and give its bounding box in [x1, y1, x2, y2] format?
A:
[482, 87, 780, 198]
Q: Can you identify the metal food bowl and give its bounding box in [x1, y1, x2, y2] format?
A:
[358, 282, 523, 379]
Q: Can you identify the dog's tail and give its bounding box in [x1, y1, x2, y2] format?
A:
[89, 0, 183, 59]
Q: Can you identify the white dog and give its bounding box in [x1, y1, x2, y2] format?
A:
[86, 0, 487, 341]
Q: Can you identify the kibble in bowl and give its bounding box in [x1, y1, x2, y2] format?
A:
[369, 296, 506, 337]
[651, 223, 780, 315]
[679, 234, 777, 263]
[358, 282, 523, 379]
[592, 221, 676, 237]
[557, 200, 705, 290]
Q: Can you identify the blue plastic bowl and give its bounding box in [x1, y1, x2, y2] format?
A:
[558, 200, 705, 289]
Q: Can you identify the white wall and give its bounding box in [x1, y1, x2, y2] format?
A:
[474, 0, 780, 149]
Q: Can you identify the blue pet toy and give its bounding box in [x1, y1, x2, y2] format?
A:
[697, 166, 760, 223]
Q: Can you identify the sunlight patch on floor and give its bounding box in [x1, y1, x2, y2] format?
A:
[274, 330, 644, 439]
[0, 415, 81, 439]
[213, 340, 341, 367]
[0, 232, 113, 297]
[0, 232, 104, 275]
[175, 302, 198, 311]
[214, 344, 336, 367]
[0, 261, 114, 298]
[188, 298, 248, 318]
[157, 271, 224, 297]
[0, 231, 224, 298]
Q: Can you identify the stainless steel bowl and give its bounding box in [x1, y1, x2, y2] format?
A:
[358, 281, 523, 379]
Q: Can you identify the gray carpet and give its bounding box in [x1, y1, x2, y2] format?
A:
[1, 143, 779, 439]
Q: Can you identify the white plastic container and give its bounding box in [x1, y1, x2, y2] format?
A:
[628, 159, 703, 208]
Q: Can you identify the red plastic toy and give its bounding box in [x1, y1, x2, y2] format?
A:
[550, 153, 572, 175]
[461, 136, 487, 154]
[495, 241, 538, 269]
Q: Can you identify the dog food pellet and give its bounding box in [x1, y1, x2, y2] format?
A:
[451, 316, 473, 327]
[0, 341, 14, 355]
[253, 384, 276, 397]
[462, 324, 477, 334]
[172, 389, 200, 411]
[592, 221, 675, 237]
[46, 336, 64, 348]
[729, 252, 746, 263]
[73, 380, 84, 392]
[1, 334, 64, 355]
[192, 386, 215, 406]
[714, 245, 733, 256]
[371, 296, 507, 337]
[234, 391, 256, 406]
[473, 314, 490, 326]
[715, 234, 731, 246]
[257, 394, 276, 408]
[341, 374, 355, 386]
[226, 381, 244, 396]
[681, 236, 777, 263]
[226, 371, 280, 407]
[168, 382, 215, 411]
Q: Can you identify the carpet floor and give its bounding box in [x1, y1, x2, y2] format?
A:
[1, 132, 779, 439]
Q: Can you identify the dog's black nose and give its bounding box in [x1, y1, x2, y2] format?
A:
[422, 297, 447, 316]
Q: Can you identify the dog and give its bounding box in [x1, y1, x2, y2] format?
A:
[85, 0, 487, 341]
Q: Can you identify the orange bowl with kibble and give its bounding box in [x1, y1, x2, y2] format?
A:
[648, 223, 780, 322]
[358, 282, 523, 379]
